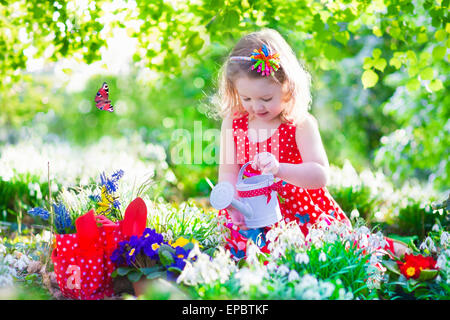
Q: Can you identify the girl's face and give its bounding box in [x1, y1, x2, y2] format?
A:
[234, 75, 288, 122]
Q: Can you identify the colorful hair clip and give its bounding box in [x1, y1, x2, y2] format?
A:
[230, 44, 281, 77]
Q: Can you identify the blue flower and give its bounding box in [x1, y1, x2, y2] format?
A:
[112, 199, 121, 209]
[28, 207, 50, 220]
[52, 202, 74, 234]
[99, 170, 125, 194]
[89, 194, 101, 202]
[111, 169, 124, 182]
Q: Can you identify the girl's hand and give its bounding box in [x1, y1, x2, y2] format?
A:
[229, 207, 248, 230]
[251, 152, 280, 175]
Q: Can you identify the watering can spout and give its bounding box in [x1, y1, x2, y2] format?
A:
[230, 198, 253, 220]
[209, 181, 253, 219]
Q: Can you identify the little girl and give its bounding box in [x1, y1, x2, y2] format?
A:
[215, 28, 402, 260]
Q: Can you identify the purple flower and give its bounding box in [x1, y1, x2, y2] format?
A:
[140, 228, 165, 260]
[110, 240, 129, 266]
[125, 236, 142, 266]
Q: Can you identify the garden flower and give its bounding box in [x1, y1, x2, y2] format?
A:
[295, 252, 309, 265]
[52, 202, 74, 234]
[125, 236, 141, 266]
[234, 266, 266, 292]
[28, 207, 50, 220]
[277, 264, 290, 276]
[100, 170, 124, 194]
[318, 251, 327, 262]
[396, 253, 438, 280]
[440, 232, 449, 248]
[170, 237, 190, 248]
[288, 269, 300, 282]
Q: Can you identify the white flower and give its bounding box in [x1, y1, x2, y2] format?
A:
[177, 245, 236, 286]
[234, 267, 265, 292]
[277, 264, 290, 276]
[432, 224, 441, 232]
[287, 270, 300, 282]
[350, 209, 360, 219]
[295, 252, 309, 265]
[318, 252, 327, 262]
[440, 232, 449, 248]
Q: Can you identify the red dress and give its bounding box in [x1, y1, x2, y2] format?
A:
[219, 112, 352, 259]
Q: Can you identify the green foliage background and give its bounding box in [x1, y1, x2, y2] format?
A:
[1, 0, 448, 198]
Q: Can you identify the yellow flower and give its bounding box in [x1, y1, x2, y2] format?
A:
[171, 237, 190, 248]
[406, 266, 416, 277]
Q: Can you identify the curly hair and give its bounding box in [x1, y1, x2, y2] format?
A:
[213, 28, 312, 125]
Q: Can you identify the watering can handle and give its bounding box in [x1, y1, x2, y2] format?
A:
[237, 161, 252, 183]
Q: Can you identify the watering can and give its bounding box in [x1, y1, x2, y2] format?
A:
[209, 162, 283, 229]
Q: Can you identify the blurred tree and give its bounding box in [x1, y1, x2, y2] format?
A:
[1, 0, 448, 191]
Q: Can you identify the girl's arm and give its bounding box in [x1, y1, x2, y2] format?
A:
[218, 115, 248, 229]
[218, 115, 240, 186]
[276, 113, 330, 189]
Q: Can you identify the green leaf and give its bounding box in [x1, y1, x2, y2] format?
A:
[406, 78, 421, 92]
[141, 265, 165, 276]
[183, 242, 194, 251]
[417, 33, 428, 44]
[168, 266, 183, 274]
[389, 57, 402, 69]
[223, 9, 240, 27]
[408, 65, 419, 77]
[361, 69, 378, 88]
[159, 249, 175, 266]
[160, 244, 176, 254]
[417, 269, 439, 281]
[383, 260, 401, 275]
[432, 46, 446, 60]
[429, 79, 443, 91]
[420, 67, 434, 80]
[127, 270, 143, 283]
[116, 267, 132, 276]
[373, 58, 387, 72]
[335, 31, 350, 45]
[363, 57, 374, 70]
[185, 33, 204, 55]
[372, 26, 383, 37]
[372, 48, 382, 59]
[435, 29, 446, 42]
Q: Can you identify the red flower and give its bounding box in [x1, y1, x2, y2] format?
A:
[396, 253, 438, 279]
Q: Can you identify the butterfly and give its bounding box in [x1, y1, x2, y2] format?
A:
[295, 213, 310, 225]
[95, 82, 114, 112]
[96, 186, 118, 216]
